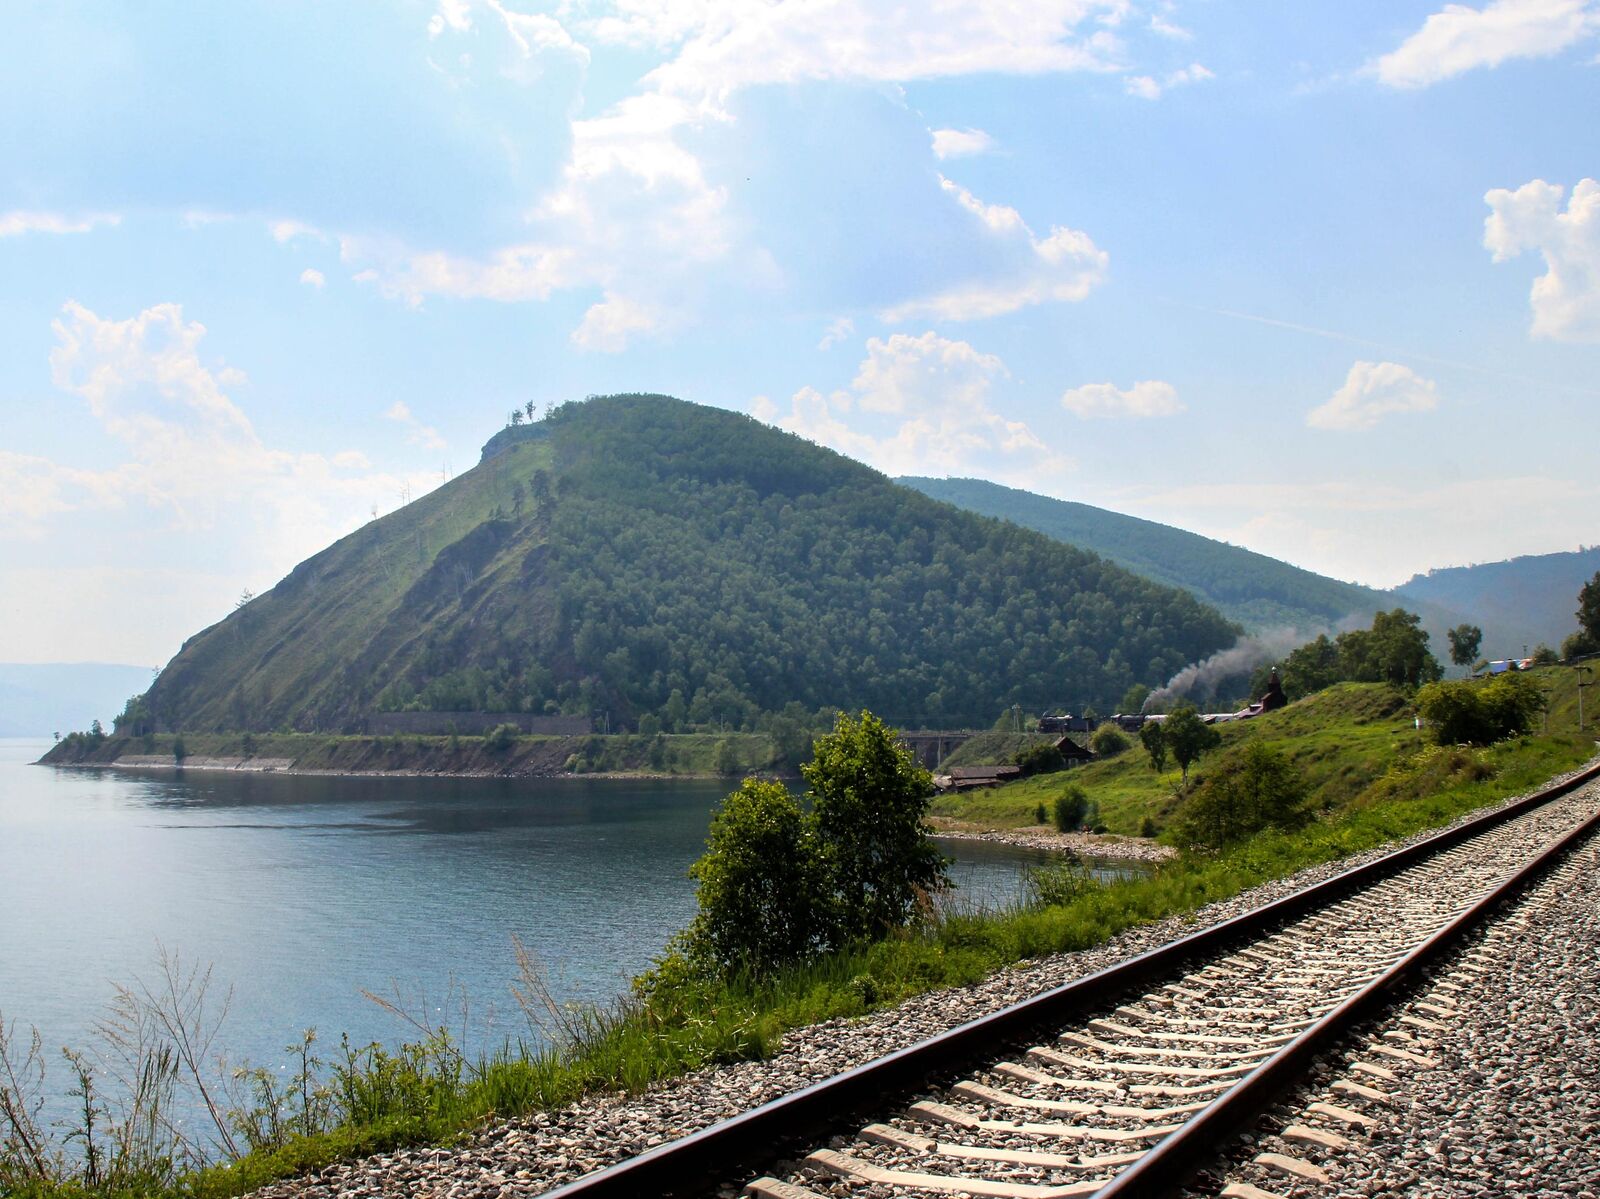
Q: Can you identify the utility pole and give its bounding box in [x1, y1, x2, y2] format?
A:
[1577, 665, 1594, 733]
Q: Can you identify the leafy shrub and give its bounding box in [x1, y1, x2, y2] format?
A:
[1034, 802, 1048, 824]
[1416, 674, 1543, 745]
[1138, 815, 1158, 838]
[484, 723, 519, 752]
[1053, 786, 1090, 831]
[1172, 742, 1309, 852]
[1088, 724, 1130, 758]
[682, 779, 828, 974]
[1014, 743, 1065, 776]
[713, 738, 739, 776]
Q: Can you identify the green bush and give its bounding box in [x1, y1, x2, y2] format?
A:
[1034, 802, 1048, 824]
[1052, 786, 1090, 831]
[1014, 743, 1065, 776]
[1088, 724, 1130, 758]
[682, 779, 828, 974]
[1171, 742, 1308, 851]
[484, 723, 519, 752]
[1416, 674, 1543, 745]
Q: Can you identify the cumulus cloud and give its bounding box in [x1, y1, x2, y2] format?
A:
[0, 211, 120, 237]
[931, 127, 997, 159]
[1369, 0, 1599, 89]
[751, 331, 1067, 481]
[384, 400, 447, 451]
[1306, 361, 1440, 431]
[1484, 177, 1600, 341]
[880, 177, 1108, 321]
[299, 268, 326, 288]
[1123, 61, 1213, 98]
[818, 316, 855, 350]
[358, 1, 1135, 347]
[1060, 379, 1184, 419]
[571, 292, 668, 351]
[6, 303, 432, 573]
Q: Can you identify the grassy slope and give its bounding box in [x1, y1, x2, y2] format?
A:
[142, 435, 558, 733]
[932, 676, 1594, 836]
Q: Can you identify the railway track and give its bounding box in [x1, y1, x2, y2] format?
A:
[540, 761, 1600, 1199]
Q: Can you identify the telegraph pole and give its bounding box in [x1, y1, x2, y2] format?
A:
[1577, 664, 1593, 733]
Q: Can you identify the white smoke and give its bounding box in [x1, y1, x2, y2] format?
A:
[1146, 628, 1312, 710]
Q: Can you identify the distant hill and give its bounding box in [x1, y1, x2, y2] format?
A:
[134, 395, 1239, 733]
[1395, 547, 1600, 658]
[0, 663, 156, 737]
[898, 477, 1397, 634]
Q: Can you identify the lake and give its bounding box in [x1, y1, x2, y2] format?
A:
[0, 738, 1074, 1100]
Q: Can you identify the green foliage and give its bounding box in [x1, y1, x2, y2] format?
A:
[802, 711, 949, 941]
[171, 737, 187, 763]
[1013, 743, 1065, 777]
[712, 739, 739, 776]
[1118, 683, 1150, 714]
[1162, 704, 1221, 784]
[1416, 674, 1544, 745]
[900, 476, 1393, 633]
[138, 395, 1236, 735]
[1563, 630, 1599, 659]
[1580, 570, 1600, 644]
[483, 723, 518, 752]
[681, 780, 828, 974]
[1171, 742, 1309, 851]
[1447, 623, 1483, 668]
[1275, 609, 1443, 702]
[1052, 785, 1090, 831]
[1024, 860, 1100, 908]
[1530, 644, 1559, 666]
[1140, 721, 1168, 774]
[1088, 724, 1130, 758]
[1033, 802, 1048, 824]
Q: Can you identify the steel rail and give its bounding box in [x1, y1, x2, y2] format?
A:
[538, 758, 1600, 1199]
[1097, 768, 1600, 1197]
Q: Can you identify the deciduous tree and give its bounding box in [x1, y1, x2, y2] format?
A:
[1447, 624, 1483, 669]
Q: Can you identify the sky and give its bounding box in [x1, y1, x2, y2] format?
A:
[2, 0, 1597, 668]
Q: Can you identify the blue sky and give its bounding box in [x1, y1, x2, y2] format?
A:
[2, 0, 1597, 666]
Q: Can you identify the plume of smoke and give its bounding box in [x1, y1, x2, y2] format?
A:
[1145, 628, 1311, 711]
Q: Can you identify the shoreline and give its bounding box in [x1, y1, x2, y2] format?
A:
[928, 817, 1176, 862]
[44, 757, 746, 781]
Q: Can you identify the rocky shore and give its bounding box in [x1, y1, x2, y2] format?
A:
[929, 818, 1177, 862]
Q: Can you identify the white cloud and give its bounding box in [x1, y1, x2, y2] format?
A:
[17, 302, 434, 576]
[1484, 177, 1600, 341]
[383, 400, 447, 451]
[1123, 61, 1213, 98]
[818, 316, 855, 350]
[1061, 379, 1184, 418]
[1149, 8, 1192, 40]
[751, 331, 1068, 482]
[1369, 0, 1599, 89]
[269, 219, 323, 244]
[570, 292, 668, 351]
[1306, 361, 1440, 431]
[377, 1, 1135, 344]
[880, 177, 1108, 321]
[0, 211, 120, 237]
[299, 268, 326, 289]
[931, 127, 997, 159]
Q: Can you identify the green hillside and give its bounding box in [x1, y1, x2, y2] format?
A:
[136, 395, 1239, 734]
[899, 476, 1390, 632]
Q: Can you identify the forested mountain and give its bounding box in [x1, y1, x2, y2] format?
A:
[899, 477, 1393, 633]
[136, 395, 1238, 733]
[1395, 547, 1600, 658]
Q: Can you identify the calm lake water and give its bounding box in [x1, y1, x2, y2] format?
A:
[0, 738, 1074, 1101]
